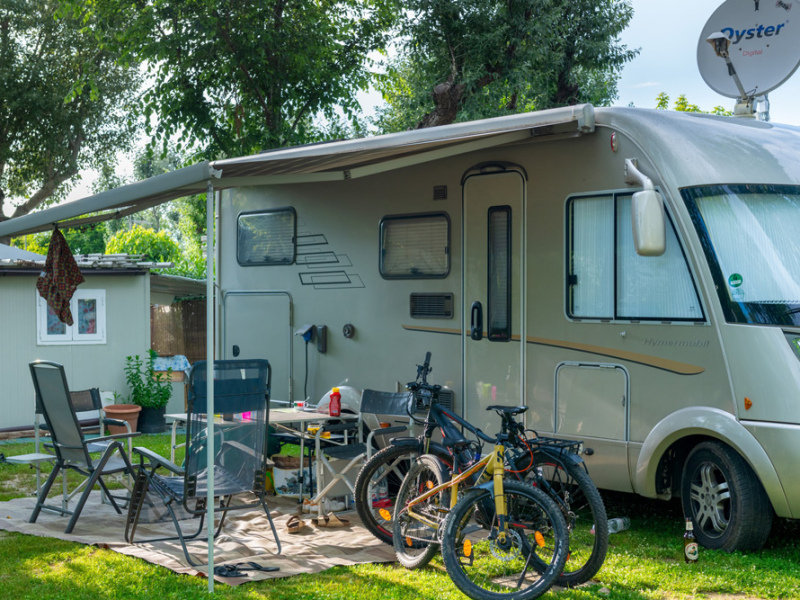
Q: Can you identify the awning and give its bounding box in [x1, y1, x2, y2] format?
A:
[0, 104, 594, 238]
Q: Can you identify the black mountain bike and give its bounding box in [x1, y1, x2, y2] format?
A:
[353, 352, 608, 587]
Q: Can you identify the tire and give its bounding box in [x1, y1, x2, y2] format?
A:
[532, 454, 608, 587]
[354, 444, 421, 545]
[392, 454, 448, 569]
[354, 443, 452, 546]
[681, 441, 773, 552]
[440, 480, 569, 600]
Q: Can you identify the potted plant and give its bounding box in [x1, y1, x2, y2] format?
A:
[124, 349, 173, 433]
[102, 391, 142, 435]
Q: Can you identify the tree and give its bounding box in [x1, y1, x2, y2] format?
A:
[655, 92, 732, 116]
[63, 0, 399, 159]
[0, 0, 140, 237]
[106, 224, 180, 263]
[376, 0, 639, 131]
[12, 224, 108, 256]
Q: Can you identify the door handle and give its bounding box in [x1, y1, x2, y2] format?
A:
[232, 344, 240, 357]
[470, 301, 483, 341]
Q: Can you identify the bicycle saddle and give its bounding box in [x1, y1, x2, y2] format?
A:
[486, 405, 528, 415]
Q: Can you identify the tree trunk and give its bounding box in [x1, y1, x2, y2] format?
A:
[416, 79, 466, 129]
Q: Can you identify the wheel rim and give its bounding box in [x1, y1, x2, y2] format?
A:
[689, 460, 731, 538]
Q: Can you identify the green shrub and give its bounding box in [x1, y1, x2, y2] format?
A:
[124, 349, 172, 409]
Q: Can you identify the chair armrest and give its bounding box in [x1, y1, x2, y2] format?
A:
[372, 425, 407, 437]
[133, 447, 184, 475]
[91, 431, 141, 443]
[321, 421, 358, 433]
[101, 417, 129, 428]
[365, 425, 409, 456]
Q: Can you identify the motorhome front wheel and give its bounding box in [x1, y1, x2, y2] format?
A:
[680, 441, 773, 552]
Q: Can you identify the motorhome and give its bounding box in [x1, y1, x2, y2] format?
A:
[2, 105, 799, 552]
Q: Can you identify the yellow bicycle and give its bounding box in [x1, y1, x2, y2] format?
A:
[394, 406, 570, 600]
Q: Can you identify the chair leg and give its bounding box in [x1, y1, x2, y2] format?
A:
[29, 463, 61, 524]
[258, 495, 282, 555]
[124, 469, 149, 544]
[64, 465, 105, 534]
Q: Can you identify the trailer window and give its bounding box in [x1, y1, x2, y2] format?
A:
[237, 208, 296, 266]
[568, 193, 703, 321]
[380, 213, 450, 279]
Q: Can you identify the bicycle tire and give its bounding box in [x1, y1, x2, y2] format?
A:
[354, 444, 452, 545]
[392, 454, 448, 569]
[441, 480, 569, 600]
[531, 454, 608, 587]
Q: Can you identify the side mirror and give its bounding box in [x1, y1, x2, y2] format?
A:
[631, 189, 666, 256]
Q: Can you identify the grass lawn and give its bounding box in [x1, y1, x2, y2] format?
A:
[0, 434, 798, 600]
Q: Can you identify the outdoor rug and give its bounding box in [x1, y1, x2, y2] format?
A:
[0, 492, 396, 585]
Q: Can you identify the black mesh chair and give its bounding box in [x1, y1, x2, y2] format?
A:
[124, 359, 281, 567]
[28, 361, 139, 533]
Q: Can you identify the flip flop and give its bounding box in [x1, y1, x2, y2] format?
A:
[287, 514, 306, 534]
[214, 562, 280, 577]
[315, 512, 350, 528]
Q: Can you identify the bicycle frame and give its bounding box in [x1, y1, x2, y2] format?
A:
[405, 442, 512, 544]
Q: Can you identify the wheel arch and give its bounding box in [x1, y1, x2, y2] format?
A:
[634, 407, 790, 516]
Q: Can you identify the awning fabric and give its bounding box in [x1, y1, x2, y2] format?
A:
[0, 104, 594, 238]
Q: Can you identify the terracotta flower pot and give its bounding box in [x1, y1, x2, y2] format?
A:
[103, 404, 142, 435]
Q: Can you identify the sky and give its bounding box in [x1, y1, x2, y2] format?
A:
[615, 0, 800, 123]
[60, 0, 800, 204]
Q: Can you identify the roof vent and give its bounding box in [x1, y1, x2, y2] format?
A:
[433, 185, 448, 200]
[410, 292, 454, 319]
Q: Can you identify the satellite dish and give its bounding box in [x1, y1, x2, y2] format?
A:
[697, 0, 800, 99]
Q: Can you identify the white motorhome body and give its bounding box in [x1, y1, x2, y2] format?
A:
[217, 106, 800, 552]
[1, 105, 798, 552]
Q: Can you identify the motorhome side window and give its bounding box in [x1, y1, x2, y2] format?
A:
[380, 213, 450, 279]
[567, 193, 703, 321]
[237, 208, 296, 266]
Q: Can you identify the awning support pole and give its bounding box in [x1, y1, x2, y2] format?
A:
[205, 180, 215, 593]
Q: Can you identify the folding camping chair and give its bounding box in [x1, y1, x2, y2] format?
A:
[124, 359, 282, 567]
[311, 389, 413, 518]
[28, 361, 139, 533]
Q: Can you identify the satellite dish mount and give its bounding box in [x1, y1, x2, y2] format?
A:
[705, 32, 757, 117]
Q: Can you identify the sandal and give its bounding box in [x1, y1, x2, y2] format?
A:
[314, 512, 350, 528]
[287, 514, 306, 534]
[214, 561, 280, 578]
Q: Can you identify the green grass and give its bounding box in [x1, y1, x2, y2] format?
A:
[0, 435, 798, 599]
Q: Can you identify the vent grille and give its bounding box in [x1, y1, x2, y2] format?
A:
[416, 388, 455, 412]
[433, 185, 448, 200]
[410, 293, 454, 319]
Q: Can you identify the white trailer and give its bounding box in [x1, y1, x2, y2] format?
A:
[2, 104, 799, 551]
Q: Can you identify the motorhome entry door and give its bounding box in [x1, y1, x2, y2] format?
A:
[463, 170, 525, 432]
[223, 291, 292, 404]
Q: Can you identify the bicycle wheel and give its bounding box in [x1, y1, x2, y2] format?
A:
[393, 454, 448, 569]
[355, 443, 451, 545]
[354, 444, 421, 544]
[440, 480, 569, 600]
[532, 455, 608, 587]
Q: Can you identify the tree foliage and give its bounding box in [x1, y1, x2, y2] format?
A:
[12, 225, 108, 256]
[376, 0, 639, 131]
[655, 92, 732, 116]
[105, 224, 180, 263]
[62, 0, 399, 158]
[0, 0, 140, 231]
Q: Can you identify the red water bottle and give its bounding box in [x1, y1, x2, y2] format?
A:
[329, 387, 341, 417]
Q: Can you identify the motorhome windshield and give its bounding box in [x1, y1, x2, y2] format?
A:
[682, 184, 800, 326]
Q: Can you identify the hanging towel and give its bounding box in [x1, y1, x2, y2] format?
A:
[36, 229, 84, 325]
